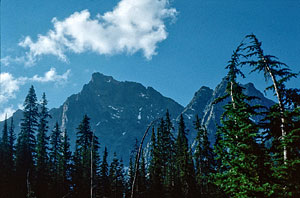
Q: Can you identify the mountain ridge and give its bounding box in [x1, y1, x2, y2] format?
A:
[0, 72, 275, 162]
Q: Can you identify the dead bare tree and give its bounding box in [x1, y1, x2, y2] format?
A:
[131, 119, 158, 198]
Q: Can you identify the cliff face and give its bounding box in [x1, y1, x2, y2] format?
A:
[179, 78, 275, 145]
[0, 73, 274, 162]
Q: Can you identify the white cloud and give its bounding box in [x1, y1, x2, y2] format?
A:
[0, 68, 70, 105]
[31, 67, 71, 84]
[0, 56, 11, 66]
[19, 0, 177, 65]
[0, 72, 26, 104]
[0, 56, 29, 67]
[0, 106, 16, 121]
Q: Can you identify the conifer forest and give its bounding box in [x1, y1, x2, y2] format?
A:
[0, 35, 299, 198]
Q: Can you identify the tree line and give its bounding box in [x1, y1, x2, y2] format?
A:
[0, 34, 299, 197]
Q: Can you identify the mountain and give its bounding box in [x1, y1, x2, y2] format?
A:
[1, 73, 184, 162]
[179, 77, 275, 145]
[0, 73, 275, 162]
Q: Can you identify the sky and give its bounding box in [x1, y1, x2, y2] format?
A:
[1, 0, 300, 121]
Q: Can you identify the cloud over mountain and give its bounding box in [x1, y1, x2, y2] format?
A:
[19, 0, 177, 65]
[0, 68, 70, 116]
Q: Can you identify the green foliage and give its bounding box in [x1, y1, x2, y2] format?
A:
[194, 115, 216, 196]
[0, 117, 12, 197]
[73, 114, 100, 198]
[16, 85, 39, 198]
[175, 114, 197, 198]
[35, 93, 51, 198]
[58, 129, 72, 197]
[49, 122, 61, 195]
[148, 127, 164, 197]
[109, 152, 125, 198]
[98, 146, 110, 198]
[1, 35, 299, 198]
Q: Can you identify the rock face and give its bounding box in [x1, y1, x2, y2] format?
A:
[1, 73, 184, 162]
[179, 77, 275, 145]
[0, 73, 274, 162]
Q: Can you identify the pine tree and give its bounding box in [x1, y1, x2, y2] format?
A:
[127, 139, 139, 197]
[109, 152, 125, 198]
[175, 115, 197, 198]
[49, 122, 61, 196]
[0, 116, 11, 197]
[8, 118, 16, 171]
[35, 93, 51, 198]
[242, 34, 300, 196]
[194, 115, 215, 197]
[6, 117, 16, 197]
[73, 115, 100, 198]
[243, 34, 299, 163]
[99, 147, 110, 198]
[58, 129, 72, 198]
[148, 127, 164, 197]
[16, 85, 39, 198]
[161, 111, 176, 197]
[213, 45, 271, 197]
[137, 150, 148, 198]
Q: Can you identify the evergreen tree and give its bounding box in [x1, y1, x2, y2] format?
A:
[213, 45, 271, 197]
[73, 115, 100, 198]
[162, 111, 177, 197]
[0, 116, 11, 197]
[58, 129, 72, 198]
[49, 122, 61, 196]
[98, 147, 110, 198]
[137, 150, 148, 198]
[127, 155, 135, 198]
[7, 117, 16, 197]
[35, 93, 51, 198]
[0, 117, 17, 198]
[243, 34, 300, 196]
[16, 85, 39, 198]
[148, 127, 164, 197]
[127, 139, 139, 197]
[243, 34, 299, 163]
[8, 117, 16, 170]
[175, 115, 197, 198]
[109, 152, 125, 198]
[194, 115, 215, 197]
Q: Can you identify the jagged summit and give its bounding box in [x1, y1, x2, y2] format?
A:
[0, 72, 274, 162]
[180, 77, 274, 145]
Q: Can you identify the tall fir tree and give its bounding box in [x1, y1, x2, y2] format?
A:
[175, 114, 197, 198]
[148, 127, 164, 197]
[243, 34, 300, 196]
[0, 116, 12, 197]
[213, 44, 271, 197]
[193, 115, 215, 197]
[35, 93, 51, 198]
[163, 110, 177, 197]
[127, 139, 139, 197]
[137, 149, 148, 198]
[58, 129, 72, 198]
[98, 146, 110, 198]
[49, 122, 61, 196]
[244, 34, 299, 163]
[109, 152, 125, 198]
[8, 117, 16, 171]
[73, 115, 100, 198]
[16, 85, 39, 198]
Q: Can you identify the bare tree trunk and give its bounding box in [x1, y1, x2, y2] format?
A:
[264, 63, 287, 163]
[230, 81, 236, 110]
[131, 120, 157, 198]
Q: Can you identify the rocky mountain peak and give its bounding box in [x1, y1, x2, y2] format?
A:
[0, 73, 275, 163]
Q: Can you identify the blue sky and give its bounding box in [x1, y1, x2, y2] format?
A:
[1, 0, 300, 120]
